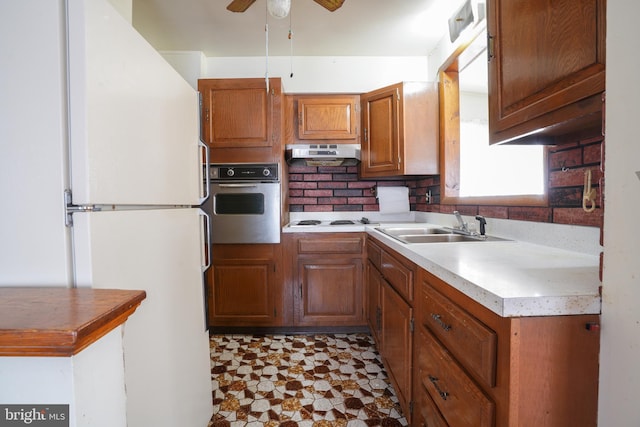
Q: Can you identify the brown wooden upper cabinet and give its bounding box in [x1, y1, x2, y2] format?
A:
[285, 94, 360, 146]
[360, 82, 439, 178]
[297, 95, 359, 140]
[198, 78, 282, 162]
[488, 0, 606, 144]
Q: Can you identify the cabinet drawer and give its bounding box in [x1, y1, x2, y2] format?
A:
[417, 328, 494, 427]
[381, 251, 413, 302]
[298, 237, 363, 254]
[421, 283, 497, 387]
[366, 239, 382, 270]
[415, 382, 449, 427]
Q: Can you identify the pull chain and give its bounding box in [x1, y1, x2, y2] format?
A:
[289, 7, 294, 78]
[264, 2, 269, 93]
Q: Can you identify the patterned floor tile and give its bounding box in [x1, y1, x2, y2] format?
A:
[208, 334, 408, 427]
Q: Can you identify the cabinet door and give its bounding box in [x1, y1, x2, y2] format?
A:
[361, 86, 400, 176]
[296, 258, 364, 326]
[198, 78, 280, 149]
[366, 261, 383, 345]
[488, 0, 606, 144]
[380, 283, 413, 419]
[298, 96, 358, 140]
[207, 243, 281, 327]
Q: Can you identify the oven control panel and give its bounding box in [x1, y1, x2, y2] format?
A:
[208, 163, 279, 182]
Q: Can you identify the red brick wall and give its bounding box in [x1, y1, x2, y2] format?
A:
[287, 165, 419, 213]
[287, 134, 604, 227]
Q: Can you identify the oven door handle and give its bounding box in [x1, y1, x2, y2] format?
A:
[215, 183, 261, 188]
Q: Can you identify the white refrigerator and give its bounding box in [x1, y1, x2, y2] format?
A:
[0, 0, 212, 426]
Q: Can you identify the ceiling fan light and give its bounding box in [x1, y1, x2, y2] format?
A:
[267, 0, 291, 18]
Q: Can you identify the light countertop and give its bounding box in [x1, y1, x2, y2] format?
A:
[283, 217, 602, 318]
[366, 224, 601, 317]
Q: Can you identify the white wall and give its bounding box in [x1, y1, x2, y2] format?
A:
[0, 327, 127, 427]
[202, 56, 430, 93]
[598, 0, 640, 425]
[161, 51, 207, 90]
[107, 0, 131, 23]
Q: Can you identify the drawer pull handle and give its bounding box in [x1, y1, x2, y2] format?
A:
[431, 313, 452, 331]
[428, 375, 449, 401]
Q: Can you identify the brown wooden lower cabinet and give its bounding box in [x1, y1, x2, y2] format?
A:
[417, 327, 494, 427]
[207, 244, 283, 327]
[208, 234, 367, 330]
[296, 258, 363, 325]
[366, 260, 383, 343]
[209, 233, 600, 427]
[380, 280, 413, 417]
[367, 235, 600, 426]
[366, 237, 415, 420]
[414, 381, 449, 427]
[289, 233, 366, 327]
[416, 267, 600, 427]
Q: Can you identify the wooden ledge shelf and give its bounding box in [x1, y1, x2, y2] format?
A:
[0, 287, 146, 357]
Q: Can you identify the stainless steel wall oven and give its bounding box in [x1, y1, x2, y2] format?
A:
[202, 163, 281, 244]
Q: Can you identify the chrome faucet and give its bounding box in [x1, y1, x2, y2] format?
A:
[453, 211, 469, 233]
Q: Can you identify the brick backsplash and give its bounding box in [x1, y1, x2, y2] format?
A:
[287, 165, 421, 213]
[286, 134, 604, 227]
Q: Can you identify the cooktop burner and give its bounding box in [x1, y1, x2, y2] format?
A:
[291, 217, 371, 227]
[330, 220, 355, 225]
[297, 220, 322, 226]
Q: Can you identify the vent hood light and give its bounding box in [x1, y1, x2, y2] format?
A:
[285, 144, 361, 167]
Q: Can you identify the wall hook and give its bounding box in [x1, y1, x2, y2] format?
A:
[582, 169, 597, 213]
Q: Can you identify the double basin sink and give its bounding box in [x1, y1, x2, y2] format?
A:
[375, 226, 511, 244]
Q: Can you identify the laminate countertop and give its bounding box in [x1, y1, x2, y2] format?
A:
[0, 287, 146, 357]
[366, 224, 601, 317]
[283, 219, 601, 317]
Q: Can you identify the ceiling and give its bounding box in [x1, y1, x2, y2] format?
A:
[132, 0, 467, 57]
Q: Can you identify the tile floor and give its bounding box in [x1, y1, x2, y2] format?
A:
[208, 334, 408, 427]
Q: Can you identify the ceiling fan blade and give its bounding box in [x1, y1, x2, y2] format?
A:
[313, 0, 346, 12]
[226, 0, 257, 13]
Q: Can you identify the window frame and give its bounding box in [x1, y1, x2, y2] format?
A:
[438, 26, 549, 206]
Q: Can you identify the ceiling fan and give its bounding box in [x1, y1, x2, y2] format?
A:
[227, 0, 346, 13]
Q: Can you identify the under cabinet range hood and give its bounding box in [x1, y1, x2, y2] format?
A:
[285, 143, 361, 166]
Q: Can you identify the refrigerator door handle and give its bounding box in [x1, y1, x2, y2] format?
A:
[198, 140, 210, 205]
[199, 209, 211, 272]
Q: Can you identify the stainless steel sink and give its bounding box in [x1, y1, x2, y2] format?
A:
[375, 227, 452, 236]
[398, 234, 510, 243]
[375, 226, 511, 244]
